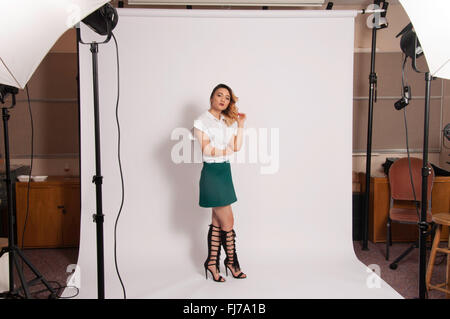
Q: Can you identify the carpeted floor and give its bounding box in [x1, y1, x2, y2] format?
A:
[8, 247, 79, 299]
[4, 240, 449, 299]
[353, 240, 448, 299]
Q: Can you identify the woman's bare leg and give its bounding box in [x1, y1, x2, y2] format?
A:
[211, 208, 221, 228]
[212, 205, 234, 231]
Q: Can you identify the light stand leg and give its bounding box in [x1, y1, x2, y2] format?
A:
[90, 42, 105, 300]
[12, 250, 30, 298]
[418, 72, 432, 299]
[1, 106, 28, 298]
[0, 106, 56, 299]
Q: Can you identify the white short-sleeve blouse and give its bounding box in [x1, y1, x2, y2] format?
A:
[193, 110, 238, 163]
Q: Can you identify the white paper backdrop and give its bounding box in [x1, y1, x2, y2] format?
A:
[71, 8, 402, 299]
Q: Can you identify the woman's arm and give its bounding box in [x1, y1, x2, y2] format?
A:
[194, 128, 234, 157]
[228, 125, 244, 152]
[229, 113, 246, 152]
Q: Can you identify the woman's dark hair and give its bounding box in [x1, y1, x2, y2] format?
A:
[210, 83, 238, 126]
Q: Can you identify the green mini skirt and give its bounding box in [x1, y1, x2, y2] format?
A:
[199, 161, 237, 208]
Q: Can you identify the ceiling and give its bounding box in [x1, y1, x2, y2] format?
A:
[330, 0, 398, 5]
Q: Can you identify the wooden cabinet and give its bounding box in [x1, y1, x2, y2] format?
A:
[15, 177, 80, 248]
[361, 174, 450, 243]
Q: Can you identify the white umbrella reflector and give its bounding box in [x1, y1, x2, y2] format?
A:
[399, 0, 450, 79]
[0, 0, 110, 89]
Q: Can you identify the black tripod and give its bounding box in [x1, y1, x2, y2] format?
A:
[0, 90, 57, 299]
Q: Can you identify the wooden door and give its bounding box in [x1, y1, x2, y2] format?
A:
[61, 184, 81, 247]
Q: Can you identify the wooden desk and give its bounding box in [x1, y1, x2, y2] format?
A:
[361, 174, 450, 243]
[15, 176, 80, 248]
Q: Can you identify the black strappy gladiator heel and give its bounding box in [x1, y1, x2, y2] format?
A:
[204, 224, 225, 282]
[220, 229, 247, 279]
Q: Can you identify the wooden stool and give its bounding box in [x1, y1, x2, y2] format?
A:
[426, 213, 450, 298]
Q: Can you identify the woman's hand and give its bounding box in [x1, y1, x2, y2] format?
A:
[237, 112, 246, 128]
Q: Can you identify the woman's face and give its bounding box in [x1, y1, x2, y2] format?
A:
[210, 88, 231, 111]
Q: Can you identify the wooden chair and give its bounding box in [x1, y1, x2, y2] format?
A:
[426, 212, 450, 298]
[386, 157, 434, 270]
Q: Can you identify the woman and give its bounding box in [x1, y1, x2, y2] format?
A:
[193, 83, 247, 282]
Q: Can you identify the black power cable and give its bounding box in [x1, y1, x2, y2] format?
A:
[17, 86, 81, 300]
[400, 53, 427, 298]
[112, 32, 126, 299]
[19, 31, 126, 301]
[23, 280, 79, 299]
[20, 85, 34, 273]
[400, 53, 421, 220]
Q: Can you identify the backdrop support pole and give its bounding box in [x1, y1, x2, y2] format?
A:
[362, 22, 378, 251]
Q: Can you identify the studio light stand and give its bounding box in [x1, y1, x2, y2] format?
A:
[418, 71, 433, 299]
[395, 21, 437, 299]
[410, 35, 434, 300]
[78, 4, 118, 299]
[0, 86, 57, 299]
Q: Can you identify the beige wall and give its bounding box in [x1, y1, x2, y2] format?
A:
[0, 48, 79, 176]
[2, 2, 449, 176]
[344, 3, 449, 173]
